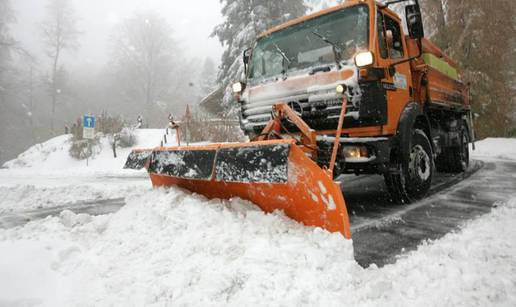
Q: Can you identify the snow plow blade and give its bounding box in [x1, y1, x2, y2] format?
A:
[128, 139, 351, 238]
[124, 149, 153, 170]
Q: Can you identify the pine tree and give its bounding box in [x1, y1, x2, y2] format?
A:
[212, 0, 307, 113]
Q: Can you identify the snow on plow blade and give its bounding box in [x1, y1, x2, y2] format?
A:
[127, 139, 351, 238]
[124, 149, 153, 170]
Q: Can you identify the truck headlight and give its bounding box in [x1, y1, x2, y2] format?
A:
[354, 51, 374, 68]
[232, 82, 243, 94]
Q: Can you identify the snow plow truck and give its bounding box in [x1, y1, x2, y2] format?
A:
[125, 0, 472, 239]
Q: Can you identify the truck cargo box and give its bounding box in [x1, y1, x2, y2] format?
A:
[410, 38, 470, 110]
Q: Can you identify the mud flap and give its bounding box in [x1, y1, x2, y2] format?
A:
[141, 140, 351, 238]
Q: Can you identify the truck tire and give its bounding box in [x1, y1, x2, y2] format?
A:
[436, 121, 469, 173]
[385, 129, 434, 203]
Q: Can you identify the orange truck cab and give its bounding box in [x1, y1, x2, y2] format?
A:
[234, 0, 472, 203]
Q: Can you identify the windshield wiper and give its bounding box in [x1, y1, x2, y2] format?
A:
[272, 43, 290, 79]
[309, 66, 331, 75]
[311, 31, 342, 69]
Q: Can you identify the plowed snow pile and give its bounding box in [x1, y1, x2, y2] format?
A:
[0, 137, 515, 306]
[1, 191, 515, 306]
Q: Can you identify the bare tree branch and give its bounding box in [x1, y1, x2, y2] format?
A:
[109, 12, 182, 122]
[41, 0, 80, 134]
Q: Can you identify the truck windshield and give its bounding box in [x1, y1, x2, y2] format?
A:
[249, 5, 369, 83]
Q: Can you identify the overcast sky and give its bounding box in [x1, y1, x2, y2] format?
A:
[10, 0, 224, 70]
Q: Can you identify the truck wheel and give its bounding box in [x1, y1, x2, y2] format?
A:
[436, 122, 469, 173]
[385, 129, 434, 203]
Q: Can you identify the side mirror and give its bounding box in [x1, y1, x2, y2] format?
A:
[405, 4, 425, 39]
[243, 48, 251, 65]
[243, 48, 252, 75]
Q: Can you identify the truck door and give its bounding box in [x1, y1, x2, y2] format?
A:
[376, 10, 412, 133]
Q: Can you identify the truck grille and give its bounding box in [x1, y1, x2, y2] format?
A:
[242, 86, 361, 131]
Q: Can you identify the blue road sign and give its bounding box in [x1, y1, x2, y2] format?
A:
[83, 115, 96, 129]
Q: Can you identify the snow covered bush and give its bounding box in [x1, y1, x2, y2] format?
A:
[181, 114, 246, 143]
[69, 137, 100, 160]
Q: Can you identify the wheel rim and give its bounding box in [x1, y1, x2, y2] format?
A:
[409, 144, 431, 182]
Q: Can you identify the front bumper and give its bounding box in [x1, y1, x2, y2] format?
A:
[316, 136, 394, 175]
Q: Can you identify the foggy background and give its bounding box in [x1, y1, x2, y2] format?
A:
[0, 0, 340, 164]
[11, 0, 224, 70]
[1, 0, 233, 163]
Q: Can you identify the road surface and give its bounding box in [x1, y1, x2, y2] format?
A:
[346, 160, 516, 267]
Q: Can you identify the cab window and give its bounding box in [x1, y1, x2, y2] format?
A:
[378, 12, 404, 59]
[377, 11, 388, 58]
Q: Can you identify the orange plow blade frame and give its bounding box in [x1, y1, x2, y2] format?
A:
[147, 139, 351, 239]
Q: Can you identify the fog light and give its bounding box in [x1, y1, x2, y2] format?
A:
[342, 146, 369, 160]
[336, 84, 347, 94]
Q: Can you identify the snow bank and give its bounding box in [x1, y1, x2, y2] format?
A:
[0, 190, 356, 306]
[2, 129, 171, 171]
[471, 138, 516, 162]
[0, 129, 171, 213]
[0, 184, 149, 214]
[1, 129, 515, 305]
[1, 134, 73, 169]
[377, 199, 516, 306]
[1, 190, 515, 306]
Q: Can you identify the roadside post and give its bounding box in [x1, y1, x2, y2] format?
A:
[83, 115, 96, 166]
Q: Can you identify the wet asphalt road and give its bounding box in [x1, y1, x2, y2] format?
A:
[1, 160, 515, 268]
[346, 160, 516, 267]
[0, 198, 126, 229]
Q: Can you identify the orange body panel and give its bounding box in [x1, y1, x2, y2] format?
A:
[149, 139, 351, 238]
[426, 67, 469, 108]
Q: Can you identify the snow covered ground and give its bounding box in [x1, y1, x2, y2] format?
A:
[0, 129, 171, 214]
[0, 136, 515, 306]
[469, 138, 516, 162]
[2, 129, 168, 172]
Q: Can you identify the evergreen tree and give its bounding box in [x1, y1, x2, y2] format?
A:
[212, 0, 307, 113]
